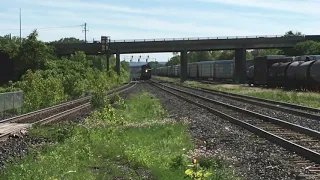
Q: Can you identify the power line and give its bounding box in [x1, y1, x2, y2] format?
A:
[19, 8, 21, 44]
[0, 24, 83, 31]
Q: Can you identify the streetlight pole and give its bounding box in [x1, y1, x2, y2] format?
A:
[19, 8, 22, 44]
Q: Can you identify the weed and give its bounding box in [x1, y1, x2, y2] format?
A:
[2, 92, 237, 180]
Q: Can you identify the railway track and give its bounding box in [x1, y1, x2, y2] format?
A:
[150, 80, 320, 178]
[162, 79, 320, 121]
[0, 82, 137, 141]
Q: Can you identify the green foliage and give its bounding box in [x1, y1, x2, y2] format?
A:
[17, 30, 54, 70]
[148, 61, 164, 69]
[184, 158, 213, 180]
[166, 55, 180, 66]
[293, 41, 320, 55]
[0, 30, 129, 113]
[118, 92, 167, 123]
[250, 49, 282, 57]
[189, 51, 214, 62]
[2, 92, 191, 179]
[49, 37, 85, 44]
[14, 70, 66, 112]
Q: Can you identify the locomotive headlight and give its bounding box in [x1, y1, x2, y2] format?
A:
[145, 69, 148, 73]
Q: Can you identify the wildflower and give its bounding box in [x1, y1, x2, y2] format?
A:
[193, 158, 197, 164]
[185, 169, 193, 176]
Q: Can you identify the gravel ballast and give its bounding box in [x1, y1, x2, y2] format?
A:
[145, 82, 317, 180]
[162, 82, 320, 132]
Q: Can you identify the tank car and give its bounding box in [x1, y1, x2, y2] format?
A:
[246, 66, 254, 85]
[310, 60, 320, 90]
[253, 55, 289, 86]
[295, 60, 318, 90]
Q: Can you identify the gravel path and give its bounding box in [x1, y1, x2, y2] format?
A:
[145, 82, 317, 180]
[162, 82, 320, 133]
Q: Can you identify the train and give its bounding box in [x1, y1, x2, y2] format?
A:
[248, 55, 320, 90]
[153, 55, 320, 91]
[131, 63, 152, 80]
[140, 64, 152, 80]
[153, 59, 253, 82]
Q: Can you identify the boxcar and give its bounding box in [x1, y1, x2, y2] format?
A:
[214, 60, 234, 80]
[198, 61, 215, 79]
[188, 63, 198, 78]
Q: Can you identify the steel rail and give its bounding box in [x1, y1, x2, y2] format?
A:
[33, 103, 91, 125]
[193, 81, 320, 115]
[156, 79, 320, 120]
[0, 82, 135, 124]
[0, 82, 137, 141]
[152, 80, 320, 139]
[150, 81, 320, 164]
[0, 96, 90, 124]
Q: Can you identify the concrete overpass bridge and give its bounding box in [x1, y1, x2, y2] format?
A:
[52, 35, 320, 83]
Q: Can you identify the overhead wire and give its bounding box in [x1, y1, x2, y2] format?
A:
[0, 24, 83, 31]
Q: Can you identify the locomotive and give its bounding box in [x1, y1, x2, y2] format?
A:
[140, 64, 152, 80]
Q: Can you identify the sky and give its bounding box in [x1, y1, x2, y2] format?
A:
[1, 0, 320, 62]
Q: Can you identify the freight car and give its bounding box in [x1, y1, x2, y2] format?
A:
[156, 60, 236, 81]
[265, 55, 320, 90]
[154, 55, 320, 91]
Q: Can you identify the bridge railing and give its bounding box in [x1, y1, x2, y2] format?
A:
[111, 35, 305, 43]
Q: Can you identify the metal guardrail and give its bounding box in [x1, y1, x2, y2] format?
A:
[0, 91, 24, 112]
[111, 35, 305, 43]
[52, 35, 306, 44]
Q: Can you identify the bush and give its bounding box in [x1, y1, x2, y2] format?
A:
[0, 31, 130, 113]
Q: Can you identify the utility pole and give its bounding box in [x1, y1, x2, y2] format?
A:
[19, 8, 21, 44]
[82, 23, 89, 43]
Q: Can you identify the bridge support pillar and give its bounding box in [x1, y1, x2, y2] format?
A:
[234, 48, 246, 84]
[116, 52, 121, 76]
[180, 49, 188, 83]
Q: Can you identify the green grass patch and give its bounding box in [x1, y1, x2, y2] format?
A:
[153, 76, 320, 109]
[2, 91, 238, 180]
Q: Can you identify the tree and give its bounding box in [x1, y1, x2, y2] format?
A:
[49, 37, 84, 44]
[166, 55, 180, 66]
[17, 30, 54, 71]
[280, 30, 303, 55]
[188, 51, 213, 62]
[293, 41, 320, 55]
[218, 50, 234, 60]
[250, 49, 281, 57]
[284, 30, 302, 37]
[148, 61, 163, 69]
